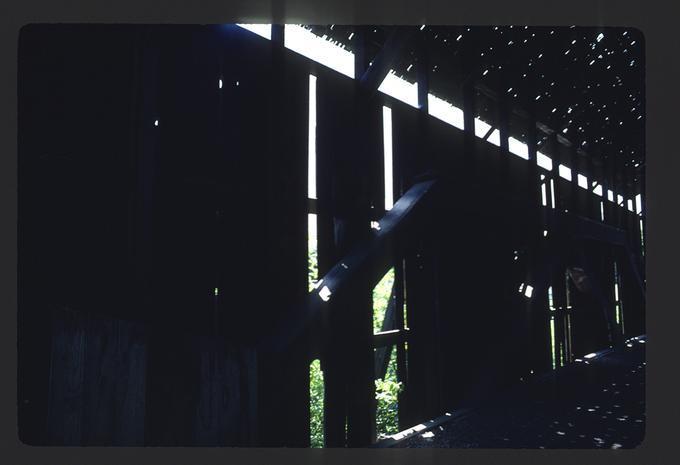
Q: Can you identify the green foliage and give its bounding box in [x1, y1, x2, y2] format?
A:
[308, 243, 318, 292]
[309, 359, 325, 448]
[375, 352, 403, 438]
[372, 268, 401, 438]
[372, 268, 395, 333]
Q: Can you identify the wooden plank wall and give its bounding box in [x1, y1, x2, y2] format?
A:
[18, 24, 141, 445]
[46, 307, 147, 445]
[19, 25, 308, 446]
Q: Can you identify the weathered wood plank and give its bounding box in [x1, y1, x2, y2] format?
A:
[47, 308, 86, 445]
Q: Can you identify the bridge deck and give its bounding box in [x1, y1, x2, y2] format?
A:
[392, 337, 645, 449]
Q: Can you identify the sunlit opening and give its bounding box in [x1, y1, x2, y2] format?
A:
[635, 193, 643, 214]
[308, 214, 319, 291]
[537, 151, 553, 170]
[308, 75, 317, 199]
[427, 94, 465, 129]
[550, 179, 556, 208]
[541, 183, 548, 206]
[236, 24, 272, 40]
[475, 118, 492, 139]
[577, 174, 588, 189]
[614, 261, 625, 332]
[319, 286, 332, 302]
[373, 267, 402, 438]
[615, 282, 619, 301]
[373, 268, 395, 333]
[383, 106, 394, 210]
[558, 164, 572, 181]
[378, 71, 418, 107]
[284, 25, 354, 77]
[550, 316, 557, 370]
[309, 359, 324, 447]
[486, 129, 501, 146]
[508, 137, 529, 160]
[375, 344, 402, 439]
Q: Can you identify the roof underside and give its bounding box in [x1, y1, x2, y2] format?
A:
[302, 26, 645, 193]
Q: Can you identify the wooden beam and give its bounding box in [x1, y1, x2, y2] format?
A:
[271, 24, 284, 45]
[358, 26, 416, 95]
[481, 124, 495, 141]
[462, 81, 476, 162]
[551, 211, 627, 246]
[258, 180, 438, 356]
[353, 27, 369, 79]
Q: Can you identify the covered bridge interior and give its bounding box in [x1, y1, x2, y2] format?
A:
[18, 24, 645, 447]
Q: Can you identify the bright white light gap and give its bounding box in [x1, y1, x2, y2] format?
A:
[284, 25, 354, 78]
[308, 75, 317, 199]
[558, 164, 572, 181]
[383, 106, 394, 210]
[236, 24, 272, 40]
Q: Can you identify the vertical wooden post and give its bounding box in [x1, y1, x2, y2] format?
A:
[416, 32, 429, 114]
[317, 31, 379, 446]
[498, 90, 511, 192]
[526, 106, 550, 374]
[613, 159, 625, 230]
[461, 41, 477, 170]
[347, 65, 378, 452]
[602, 154, 615, 226]
[547, 133, 561, 212]
[404, 233, 441, 423]
[462, 82, 476, 168]
[594, 155, 604, 221]
[271, 24, 284, 46]
[585, 152, 597, 220]
[567, 147, 578, 214]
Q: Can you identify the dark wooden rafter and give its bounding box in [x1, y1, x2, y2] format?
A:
[482, 124, 496, 141]
[585, 149, 597, 219]
[568, 146, 578, 210]
[498, 87, 511, 189]
[353, 26, 369, 79]
[271, 24, 284, 45]
[357, 26, 417, 95]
